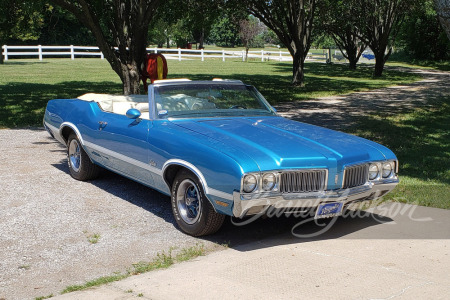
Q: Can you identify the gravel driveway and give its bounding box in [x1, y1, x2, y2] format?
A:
[0, 129, 218, 300]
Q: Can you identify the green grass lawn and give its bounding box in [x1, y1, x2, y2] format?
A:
[348, 98, 450, 209]
[1, 58, 447, 209]
[387, 53, 450, 72]
[0, 59, 419, 128]
[0, 59, 418, 128]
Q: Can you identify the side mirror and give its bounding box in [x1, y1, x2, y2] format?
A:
[126, 108, 141, 119]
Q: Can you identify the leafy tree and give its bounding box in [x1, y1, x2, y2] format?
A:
[317, 0, 367, 69]
[172, 18, 193, 48]
[38, 5, 96, 45]
[209, 14, 242, 47]
[244, 0, 318, 86]
[356, 0, 414, 77]
[49, 0, 160, 94]
[0, 0, 46, 64]
[148, 18, 172, 48]
[239, 16, 263, 60]
[434, 0, 450, 40]
[183, 0, 221, 49]
[261, 27, 282, 47]
[398, 0, 449, 60]
[147, 0, 184, 48]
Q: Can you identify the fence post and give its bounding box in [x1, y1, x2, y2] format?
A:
[154, 47, 158, 54]
[242, 50, 245, 62]
[261, 50, 264, 62]
[38, 45, 43, 61]
[3, 45, 7, 61]
[178, 48, 181, 61]
[70, 45, 75, 60]
[279, 50, 282, 61]
[222, 49, 225, 62]
[100, 51, 104, 59]
[201, 48, 204, 61]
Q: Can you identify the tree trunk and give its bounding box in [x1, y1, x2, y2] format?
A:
[346, 46, 358, 69]
[374, 52, 386, 77]
[0, 43, 4, 64]
[199, 29, 205, 49]
[292, 51, 305, 86]
[348, 58, 357, 69]
[120, 62, 141, 95]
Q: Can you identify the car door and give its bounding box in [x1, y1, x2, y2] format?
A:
[93, 111, 155, 186]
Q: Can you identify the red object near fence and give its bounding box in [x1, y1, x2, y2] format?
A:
[141, 53, 168, 91]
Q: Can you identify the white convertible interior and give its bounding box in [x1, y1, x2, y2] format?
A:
[77, 93, 151, 119]
[78, 93, 217, 120]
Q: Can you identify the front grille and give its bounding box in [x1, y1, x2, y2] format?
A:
[343, 164, 369, 189]
[280, 170, 327, 193]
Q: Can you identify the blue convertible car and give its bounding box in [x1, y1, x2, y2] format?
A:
[44, 79, 399, 236]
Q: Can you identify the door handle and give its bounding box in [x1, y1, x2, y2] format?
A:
[98, 121, 108, 130]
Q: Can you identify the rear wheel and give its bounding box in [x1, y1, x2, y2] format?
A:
[67, 133, 100, 181]
[171, 170, 225, 236]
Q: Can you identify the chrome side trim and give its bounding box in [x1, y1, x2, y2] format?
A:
[162, 159, 234, 201]
[208, 188, 234, 201]
[43, 121, 66, 145]
[45, 121, 59, 134]
[84, 141, 163, 176]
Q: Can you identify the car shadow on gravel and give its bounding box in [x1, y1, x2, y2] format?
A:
[205, 211, 393, 251]
[51, 158, 393, 252]
[51, 159, 174, 221]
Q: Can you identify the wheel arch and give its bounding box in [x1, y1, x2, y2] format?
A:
[162, 159, 210, 194]
[59, 122, 84, 145]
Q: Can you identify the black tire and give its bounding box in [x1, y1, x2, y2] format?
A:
[67, 133, 100, 181]
[171, 170, 225, 236]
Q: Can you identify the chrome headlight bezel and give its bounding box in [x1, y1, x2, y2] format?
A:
[382, 161, 394, 178]
[241, 172, 280, 193]
[367, 160, 398, 182]
[262, 173, 277, 191]
[368, 163, 379, 180]
[242, 174, 258, 193]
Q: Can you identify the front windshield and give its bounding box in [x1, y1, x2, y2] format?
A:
[153, 83, 276, 119]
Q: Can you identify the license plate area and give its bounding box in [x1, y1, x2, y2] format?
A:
[315, 202, 344, 219]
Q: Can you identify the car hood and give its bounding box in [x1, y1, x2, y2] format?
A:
[171, 116, 394, 172]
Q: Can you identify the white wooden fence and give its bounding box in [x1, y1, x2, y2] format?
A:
[1, 45, 330, 62]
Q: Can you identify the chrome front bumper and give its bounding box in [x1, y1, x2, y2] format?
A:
[232, 179, 399, 218]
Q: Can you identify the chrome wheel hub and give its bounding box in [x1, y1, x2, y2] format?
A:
[68, 139, 81, 172]
[176, 179, 202, 225]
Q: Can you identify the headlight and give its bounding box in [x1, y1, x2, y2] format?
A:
[382, 162, 394, 178]
[369, 164, 379, 180]
[243, 175, 257, 193]
[262, 173, 276, 191]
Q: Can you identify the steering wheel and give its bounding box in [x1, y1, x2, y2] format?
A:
[229, 105, 247, 109]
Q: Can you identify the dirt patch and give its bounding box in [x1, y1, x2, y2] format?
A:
[275, 68, 450, 130]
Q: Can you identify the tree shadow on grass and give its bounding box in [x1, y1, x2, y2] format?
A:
[347, 100, 450, 185]
[0, 81, 121, 128]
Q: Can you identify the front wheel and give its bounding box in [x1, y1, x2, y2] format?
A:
[171, 170, 225, 236]
[67, 133, 100, 181]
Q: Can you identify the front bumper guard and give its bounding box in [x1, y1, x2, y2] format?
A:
[232, 179, 399, 218]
